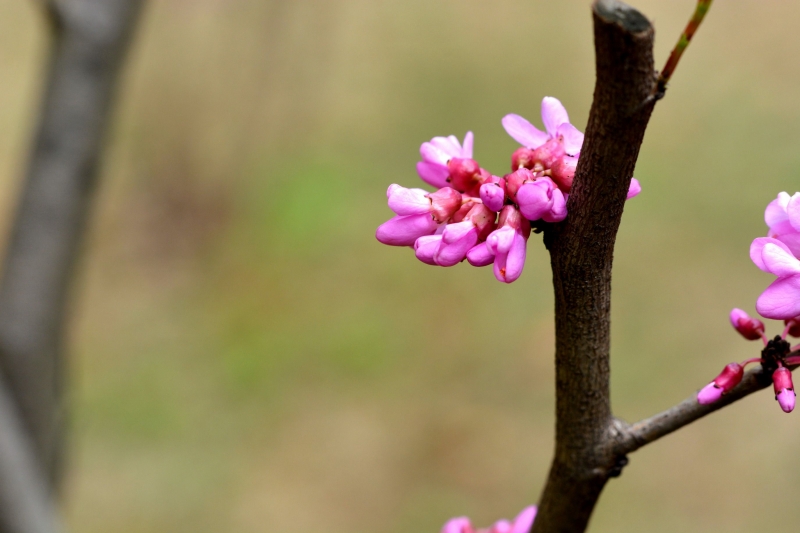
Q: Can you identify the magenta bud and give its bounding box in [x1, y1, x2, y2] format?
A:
[480, 182, 506, 212]
[530, 138, 565, 169]
[777, 389, 796, 413]
[376, 214, 438, 246]
[517, 179, 555, 221]
[504, 168, 534, 201]
[541, 188, 567, 223]
[697, 382, 724, 404]
[729, 308, 765, 341]
[550, 156, 577, 193]
[466, 242, 495, 267]
[713, 363, 744, 392]
[428, 187, 462, 223]
[414, 235, 442, 265]
[447, 158, 481, 194]
[784, 317, 800, 338]
[511, 147, 536, 171]
[466, 203, 497, 241]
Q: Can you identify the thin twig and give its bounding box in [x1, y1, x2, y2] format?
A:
[656, 0, 713, 96]
[616, 360, 798, 456]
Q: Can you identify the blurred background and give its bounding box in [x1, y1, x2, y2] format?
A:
[0, 0, 798, 532]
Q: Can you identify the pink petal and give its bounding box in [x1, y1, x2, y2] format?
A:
[493, 230, 527, 283]
[416, 161, 450, 189]
[466, 242, 495, 267]
[777, 389, 796, 413]
[462, 131, 474, 159]
[556, 122, 584, 156]
[729, 308, 750, 329]
[387, 186, 431, 216]
[762, 243, 800, 277]
[442, 517, 473, 533]
[420, 141, 450, 166]
[697, 382, 723, 404]
[375, 214, 438, 246]
[626, 178, 641, 199]
[517, 180, 554, 221]
[491, 520, 512, 533]
[487, 226, 515, 254]
[756, 276, 800, 320]
[541, 96, 570, 138]
[430, 136, 463, 159]
[765, 192, 791, 230]
[435, 225, 478, 267]
[750, 237, 792, 272]
[441, 221, 474, 245]
[414, 235, 442, 265]
[541, 188, 567, 223]
[501, 114, 549, 149]
[510, 506, 537, 533]
[480, 182, 506, 212]
[787, 192, 800, 232]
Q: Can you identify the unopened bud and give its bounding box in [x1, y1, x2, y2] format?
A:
[447, 158, 482, 194]
[427, 187, 462, 223]
[530, 139, 565, 169]
[784, 317, 800, 338]
[773, 367, 795, 413]
[729, 308, 765, 341]
[550, 156, 577, 193]
[511, 147, 536, 171]
[504, 168, 535, 201]
[697, 362, 744, 405]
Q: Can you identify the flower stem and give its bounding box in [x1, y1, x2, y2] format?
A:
[656, 0, 714, 95]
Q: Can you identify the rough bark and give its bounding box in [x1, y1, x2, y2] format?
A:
[0, 0, 144, 488]
[531, 2, 657, 532]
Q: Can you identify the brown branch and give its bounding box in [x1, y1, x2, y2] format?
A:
[615, 363, 796, 456]
[0, 376, 62, 533]
[0, 0, 144, 488]
[531, 1, 657, 532]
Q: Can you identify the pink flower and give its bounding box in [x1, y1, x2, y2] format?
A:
[487, 206, 531, 283]
[627, 178, 642, 199]
[441, 506, 537, 533]
[417, 132, 474, 189]
[502, 97, 584, 156]
[729, 308, 765, 341]
[434, 204, 495, 267]
[697, 363, 744, 404]
[764, 192, 800, 256]
[376, 214, 439, 246]
[752, 238, 800, 319]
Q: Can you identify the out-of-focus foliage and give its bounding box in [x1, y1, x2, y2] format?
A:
[1, 1, 799, 532]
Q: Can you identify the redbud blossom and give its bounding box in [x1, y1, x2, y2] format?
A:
[376, 214, 438, 247]
[697, 363, 744, 404]
[417, 132, 474, 188]
[441, 506, 537, 533]
[773, 367, 795, 413]
[785, 317, 800, 337]
[729, 308, 765, 341]
[480, 181, 506, 212]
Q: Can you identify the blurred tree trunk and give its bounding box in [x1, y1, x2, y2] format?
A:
[0, 1, 144, 531]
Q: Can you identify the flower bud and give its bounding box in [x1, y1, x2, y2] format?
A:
[784, 316, 800, 338]
[504, 168, 535, 201]
[480, 182, 506, 212]
[414, 235, 442, 265]
[773, 367, 795, 413]
[550, 156, 577, 193]
[517, 178, 555, 221]
[530, 138, 565, 169]
[729, 308, 765, 341]
[428, 187, 462, 223]
[697, 363, 744, 404]
[447, 158, 482, 194]
[511, 147, 536, 171]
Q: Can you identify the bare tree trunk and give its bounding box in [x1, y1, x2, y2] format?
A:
[0, 0, 144, 503]
[532, 2, 656, 531]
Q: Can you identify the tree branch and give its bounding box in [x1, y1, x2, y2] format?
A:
[614, 362, 797, 456]
[31, 0, 64, 34]
[0, 0, 144, 486]
[0, 376, 62, 533]
[531, 1, 657, 532]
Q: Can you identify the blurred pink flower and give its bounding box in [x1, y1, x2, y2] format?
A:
[442, 506, 537, 533]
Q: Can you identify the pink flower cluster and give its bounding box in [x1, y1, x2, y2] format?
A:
[696, 308, 799, 413]
[696, 194, 800, 413]
[752, 192, 800, 319]
[376, 97, 641, 283]
[442, 505, 536, 533]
